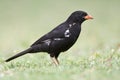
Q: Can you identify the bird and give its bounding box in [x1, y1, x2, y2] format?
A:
[5, 10, 93, 66]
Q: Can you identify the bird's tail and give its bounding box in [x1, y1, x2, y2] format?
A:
[5, 48, 32, 62]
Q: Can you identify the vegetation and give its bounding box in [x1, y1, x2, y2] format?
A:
[0, 0, 120, 80]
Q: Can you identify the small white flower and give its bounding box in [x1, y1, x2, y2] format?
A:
[111, 49, 115, 53]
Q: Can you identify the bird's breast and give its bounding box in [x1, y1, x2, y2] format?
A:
[66, 25, 81, 42]
[61, 25, 81, 51]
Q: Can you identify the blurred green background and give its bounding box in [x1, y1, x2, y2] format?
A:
[0, 0, 120, 80]
[0, 0, 120, 56]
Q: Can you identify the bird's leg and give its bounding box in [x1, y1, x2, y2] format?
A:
[50, 53, 60, 66]
[56, 58, 59, 64]
[51, 57, 59, 66]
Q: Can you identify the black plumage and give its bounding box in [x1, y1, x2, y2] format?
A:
[5, 11, 93, 65]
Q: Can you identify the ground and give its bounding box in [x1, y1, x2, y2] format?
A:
[0, 0, 120, 80]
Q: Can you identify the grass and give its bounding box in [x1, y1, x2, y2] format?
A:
[0, 47, 120, 80]
[0, 0, 120, 80]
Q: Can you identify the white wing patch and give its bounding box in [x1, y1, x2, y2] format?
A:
[69, 23, 76, 27]
[54, 38, 63, 40]
[64, 23, 76, 38]
[64, 29, 71, 37]
[69, 24, 72, 27]
[42, 39, 51, 46]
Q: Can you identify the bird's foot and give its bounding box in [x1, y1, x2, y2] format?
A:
[51, 57, 59, 66]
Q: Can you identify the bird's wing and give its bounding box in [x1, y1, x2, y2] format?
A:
[31, 23, 68, 47]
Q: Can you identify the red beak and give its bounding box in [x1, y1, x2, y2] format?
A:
[84, 15, 93, 20]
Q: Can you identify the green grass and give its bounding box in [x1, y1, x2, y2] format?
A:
[0, 0, 120, 80]
[0, 48, 120, 80]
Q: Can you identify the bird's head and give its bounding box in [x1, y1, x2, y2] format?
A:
[67, 10, 93, 23]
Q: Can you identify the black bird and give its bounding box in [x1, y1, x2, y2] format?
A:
[5, 11, 93, 66]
